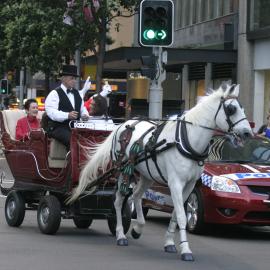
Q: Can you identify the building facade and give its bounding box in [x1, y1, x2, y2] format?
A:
[173, 0, 270, 130]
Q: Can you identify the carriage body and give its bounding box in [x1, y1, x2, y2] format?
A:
[0, 110, 130, 235]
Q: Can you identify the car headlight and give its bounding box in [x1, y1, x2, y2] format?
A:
[211, 176, 241, 193]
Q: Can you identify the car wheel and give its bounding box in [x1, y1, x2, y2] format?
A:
[108, 203, 131, 236]
[37, 195, 61, 235]
[73, 217, 93, 229]
[185, 187, 206, 234]
[129, 197, 149, 219]
[131, 206, 149, 219]
[5, 191, 25, 227]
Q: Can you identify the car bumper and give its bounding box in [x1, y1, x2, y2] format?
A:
[202, 186, 270, 225]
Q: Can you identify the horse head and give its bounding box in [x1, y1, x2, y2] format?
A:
[214, 83, 253, 147]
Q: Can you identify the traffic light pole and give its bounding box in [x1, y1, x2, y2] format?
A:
[148, 46, 166, 119]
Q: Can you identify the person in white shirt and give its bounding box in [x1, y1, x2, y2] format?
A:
[45, 65, 89, 149]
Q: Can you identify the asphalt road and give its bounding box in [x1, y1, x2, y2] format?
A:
[1, 157, 270, 270]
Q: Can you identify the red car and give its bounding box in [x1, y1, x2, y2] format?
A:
[141, 135, 270, 233]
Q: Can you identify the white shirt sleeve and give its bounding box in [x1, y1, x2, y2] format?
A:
[45, 90, 69, 122]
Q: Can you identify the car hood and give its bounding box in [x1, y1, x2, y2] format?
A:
[204, 162, 270, 185]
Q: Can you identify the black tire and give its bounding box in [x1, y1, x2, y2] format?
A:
[131, 206, 149, 219]
[108, 203, 131, 236]
[5, 191, 25, 227]
[185, 187, 206, 234]
[37, 195, 61, 235]
[73, 217, 93, 229]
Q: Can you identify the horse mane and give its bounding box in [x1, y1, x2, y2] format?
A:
[184, 87, 224, 126]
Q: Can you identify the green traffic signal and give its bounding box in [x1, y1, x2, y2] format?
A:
[143, 29, 155, 40]
[0, 79, 9, 95]
[143, 29, 167, 41]
[139, 0, 174, 47]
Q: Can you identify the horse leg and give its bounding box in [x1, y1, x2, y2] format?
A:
[131, 177, 152, 239]
[164, 209, 178, 253]
[114, 189, 128, 246]
[169, 181, 194, 261]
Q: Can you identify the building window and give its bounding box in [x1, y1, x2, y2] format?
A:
[253, 0, 270, 30]
[184, 0, 191, 26]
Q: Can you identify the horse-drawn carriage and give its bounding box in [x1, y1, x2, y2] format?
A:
[0, 83, 253, 261]
[0, 109, 131, 235]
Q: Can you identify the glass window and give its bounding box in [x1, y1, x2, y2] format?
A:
[192, 0, 198, 24]
[201, 0, 208, 21]
[176, 0, 182, 28]
[250, 0, 270, 30]
[184, 0, 191, 26]
[208, 136, 270, 164]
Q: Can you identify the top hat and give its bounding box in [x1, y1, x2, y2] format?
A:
[59, 65, 79, 77]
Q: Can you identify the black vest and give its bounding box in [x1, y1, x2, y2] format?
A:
[48, 87, 82, 128]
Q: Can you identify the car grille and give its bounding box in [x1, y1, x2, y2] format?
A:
[248, 186, 270, 196]
[244, 211, 270, 221]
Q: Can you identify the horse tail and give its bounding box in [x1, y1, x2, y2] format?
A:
[67, 130, 115, 204]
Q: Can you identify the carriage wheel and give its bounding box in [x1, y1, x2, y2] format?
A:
[73, 217, 93, 229]
[185, 187, 206, 234]
[37, 195, 61, 235]
[5, 190, 25, 227]
[107, 203, 131, 236]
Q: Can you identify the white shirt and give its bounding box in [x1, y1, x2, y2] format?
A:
[45, 83, 89, 122]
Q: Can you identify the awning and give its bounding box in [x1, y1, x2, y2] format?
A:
[82, 46, 237, 76]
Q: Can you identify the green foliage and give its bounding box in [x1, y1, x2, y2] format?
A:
[0, 0, 140, 83]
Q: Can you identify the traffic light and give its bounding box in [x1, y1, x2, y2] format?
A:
[0, 79, 9, 95]
[139, 0, 174, 47]
[140, 54, 157, 80]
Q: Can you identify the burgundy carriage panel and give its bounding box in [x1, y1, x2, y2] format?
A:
[0, 112, 70, 190]
[70, 128, 111, 185]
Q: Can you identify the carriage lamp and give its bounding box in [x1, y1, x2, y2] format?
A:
[211, 176, 241, 193]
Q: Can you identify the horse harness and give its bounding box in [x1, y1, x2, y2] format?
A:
[113, 116, 212, 195]
[214, 95, 247, 132]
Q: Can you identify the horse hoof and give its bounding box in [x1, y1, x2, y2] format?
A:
[131, 228, 141, 239]
[117, 238, 128, 246]
[164, 245, 177, 253]
[181, 253, 194, 261]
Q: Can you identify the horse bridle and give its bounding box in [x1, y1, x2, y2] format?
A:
[214, 96, 247, 132]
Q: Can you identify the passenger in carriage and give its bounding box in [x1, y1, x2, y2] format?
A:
[45, 65, 89, 149]
[15, 98, 40, 141]
[84, 79, 112, 112]
[88, 94, 114, 127]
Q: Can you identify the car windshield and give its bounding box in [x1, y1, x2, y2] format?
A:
[207, 136, 270, 164]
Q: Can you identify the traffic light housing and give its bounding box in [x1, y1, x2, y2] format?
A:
[0, 79, 9, 95]
[140, 54, 157, 80]
[139, 0, 174, 47]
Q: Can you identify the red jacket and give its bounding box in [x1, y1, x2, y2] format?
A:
[84, 97, 93, 112]
[15, 115, 40, 141]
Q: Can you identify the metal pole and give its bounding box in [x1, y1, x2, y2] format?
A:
[19, 67, 24, 109]
[148, 47, 166, 119]
[75, 49, 81, 90]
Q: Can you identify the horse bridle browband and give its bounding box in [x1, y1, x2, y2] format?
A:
[214, 96, 247, 132]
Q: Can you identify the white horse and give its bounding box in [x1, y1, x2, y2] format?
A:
[68, 83, 253, 261]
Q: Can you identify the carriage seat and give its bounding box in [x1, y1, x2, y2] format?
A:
[1, 110, 44, 140]
[48, 139, 68, 168]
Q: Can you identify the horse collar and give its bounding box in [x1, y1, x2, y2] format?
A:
[175, 117, 209, 165]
